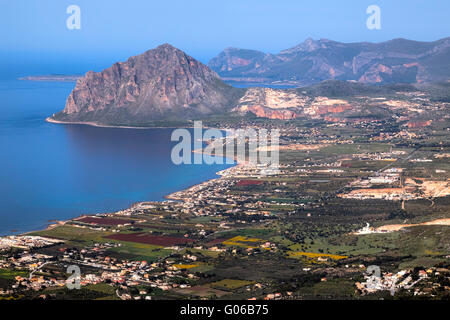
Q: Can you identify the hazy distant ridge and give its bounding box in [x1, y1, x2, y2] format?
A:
[208, 37, 450, 85]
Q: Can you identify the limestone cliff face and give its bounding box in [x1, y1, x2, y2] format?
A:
[246, 106, 298, 120]
[52, 44, 243, 125]
[232, 87, 307, 120]
[232, 87, 354, 120]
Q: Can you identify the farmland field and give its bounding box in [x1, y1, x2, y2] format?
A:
[105, 232, 194, 246]
[209, 279, 254, 290]
[76, 217, 135, 226]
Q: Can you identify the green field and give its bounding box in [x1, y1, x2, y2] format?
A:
[210, 279, 254, 290]
[0, 269, 28, 280]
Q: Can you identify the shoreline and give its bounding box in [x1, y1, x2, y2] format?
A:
[46, 117, 178, 129]
[164, 162, 241, 201]
[45, 117, 230, 130]
[10, 166, 233, 236]
[165, 137, 248, 201]
[5, 124, 239, 237]
[30, 162, 239, 235]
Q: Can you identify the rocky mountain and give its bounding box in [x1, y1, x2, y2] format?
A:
[50, 44, 244, 125]
[208, 37, 450, 85]
[49, 41, 449, 126]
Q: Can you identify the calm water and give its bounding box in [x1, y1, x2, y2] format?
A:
[0, 80, 233, 235]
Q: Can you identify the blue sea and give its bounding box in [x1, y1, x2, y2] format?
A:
[0, 79, 233, 235]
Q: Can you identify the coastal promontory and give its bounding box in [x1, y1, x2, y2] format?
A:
[49, 44, 244, 126]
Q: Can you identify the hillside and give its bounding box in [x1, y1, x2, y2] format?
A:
[49, 42, 449, 125]
[49, 44, 244, 126]
[209, 37, 450, 85]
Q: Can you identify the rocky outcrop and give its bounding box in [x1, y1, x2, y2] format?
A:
[406, 120, 432, 128]
[50, 44, 244, 125]
[242, 105, 298, 120]
[232, 87, 358, 120]
[232, 87, 306, 119]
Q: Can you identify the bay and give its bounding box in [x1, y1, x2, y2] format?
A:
[0, 80, 233, 235]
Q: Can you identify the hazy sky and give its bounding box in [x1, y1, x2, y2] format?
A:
[1, 0, 449, 74]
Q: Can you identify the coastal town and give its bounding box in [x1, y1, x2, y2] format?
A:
[2, 1, 450, 315]
[1, 110, 449, 300]
[1, 82, 449, 300]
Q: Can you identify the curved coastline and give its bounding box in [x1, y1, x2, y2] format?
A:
[46, 117, 170, 129]
[25, 163, 237, 236]
[45, 116, 229, 130]
[8, 120, 238, 237]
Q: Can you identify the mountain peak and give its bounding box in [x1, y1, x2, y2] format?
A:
[209, 37, 450, 85]
[143, 43, 186, 57]
[155, 43, 178, 51]
[303, 37, 316, 44]
[280, 38, 331, 54]
[51, 45, 243, 125]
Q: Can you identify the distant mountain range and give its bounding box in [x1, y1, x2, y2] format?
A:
[208, 37, 450, 85]
[49, 39, 450, 125]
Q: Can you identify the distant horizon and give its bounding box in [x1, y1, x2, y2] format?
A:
[4, 34, 450, 60]
[1, 0, 450, 77]
[2, 34, 449, 81]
